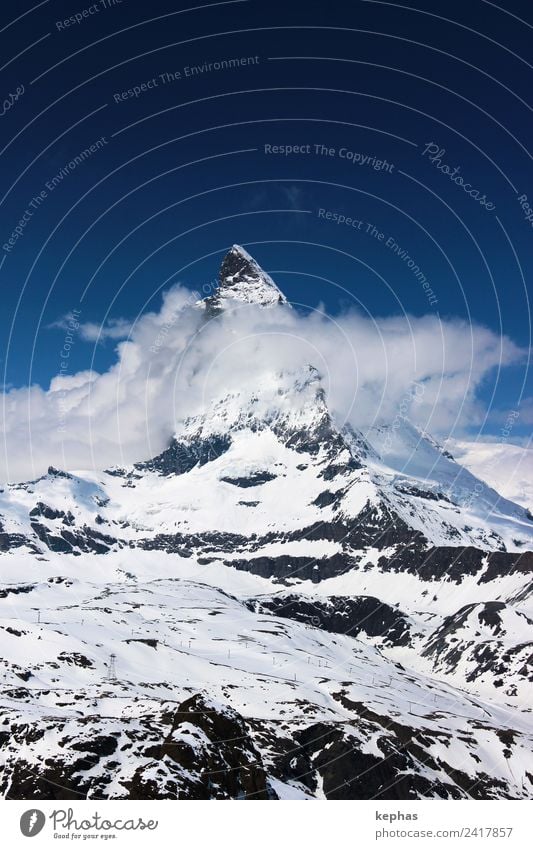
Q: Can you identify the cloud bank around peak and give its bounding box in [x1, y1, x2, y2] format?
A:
[0, 283, 526, 482]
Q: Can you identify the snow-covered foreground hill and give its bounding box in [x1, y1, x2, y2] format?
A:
[0, 247, 531, 799]
[1, 568, 532, 800]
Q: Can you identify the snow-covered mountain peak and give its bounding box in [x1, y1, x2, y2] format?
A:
[205, 245, 289, 310]
[174, 363, 329, 442]
[2, 248, 533, 799]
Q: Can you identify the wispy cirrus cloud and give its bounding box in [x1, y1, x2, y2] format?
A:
[49, 314, 133, 343]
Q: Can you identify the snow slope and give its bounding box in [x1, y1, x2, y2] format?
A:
[1, 575, 532, 799]
[451, 439, 533, 512]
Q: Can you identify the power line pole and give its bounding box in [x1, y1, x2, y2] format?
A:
[106, 653, 117, 683]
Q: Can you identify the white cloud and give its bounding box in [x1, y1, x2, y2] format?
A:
[0, 284, 526, 482]
[487, 396, 533, 427]
[50, 314, 133, 343]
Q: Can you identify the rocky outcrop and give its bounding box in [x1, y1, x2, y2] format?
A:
[251, 594, 412, 646]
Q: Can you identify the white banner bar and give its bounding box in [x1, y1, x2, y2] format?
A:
[2, 799, 531, 848]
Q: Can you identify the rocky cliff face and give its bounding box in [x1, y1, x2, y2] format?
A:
[203, 244, 289, 312]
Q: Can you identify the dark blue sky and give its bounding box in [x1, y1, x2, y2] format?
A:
[1, 0, 531, 436]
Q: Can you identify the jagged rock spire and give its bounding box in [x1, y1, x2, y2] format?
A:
[205, 245, 288, 311]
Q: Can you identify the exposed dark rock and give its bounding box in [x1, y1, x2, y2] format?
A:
[227, 552, 358, 583]
[47, 467, 72, 479]
[0, 533, 36, 552]
[481, 550, 533, 583]
[252, 594, 412, 646]
[313, 490, 338, 508]
[29, 503, 66, 521]
[57, 652, 94, 669]
[0, 584, 34, 599]
[30, 522, 72, 553]
[71, 735, 118, 758]
[30, 522, 118, 555]
[378, 545, 484, 583]
[393, 483, 454, 504]
[5, 627, 25, 637]
[145, 694, 271, 799]
[221, 471, 276, 487]
[135, 434, 231, 476]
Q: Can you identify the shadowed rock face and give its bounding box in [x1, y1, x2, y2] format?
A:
[250, 594, 412, 646]
[205, 244, 288, 312]
[201, 245, 289, 319]
[157, 694, 271, 799]
[135, 434, 232, 476]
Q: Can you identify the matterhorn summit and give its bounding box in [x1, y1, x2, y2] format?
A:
[203, 244, 289, 311]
